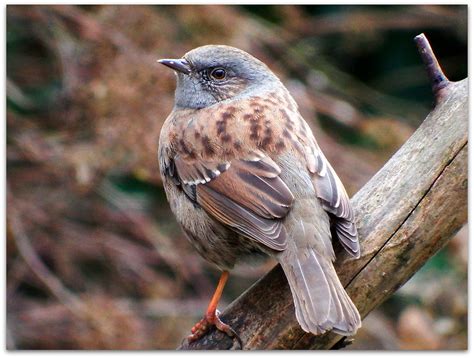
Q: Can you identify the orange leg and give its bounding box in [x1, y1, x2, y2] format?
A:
[187, 271, 242, 347]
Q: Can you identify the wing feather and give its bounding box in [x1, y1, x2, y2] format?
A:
[173, 154, 294, 252]
[307, 148, 360, 258]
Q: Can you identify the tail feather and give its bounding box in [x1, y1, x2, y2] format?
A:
[324, 259, 361, 334]
[291, 249, 332, 334]
[278, 218, 361, 336]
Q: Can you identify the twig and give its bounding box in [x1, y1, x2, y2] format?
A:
[414, 33, 451, 102]
[6, 78, 35, 110]
[7, 190, 85, 317]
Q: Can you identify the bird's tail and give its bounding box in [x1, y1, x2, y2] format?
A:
[277, 212, 361, 336]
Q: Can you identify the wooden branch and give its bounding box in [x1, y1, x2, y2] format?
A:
[178, 34, 468, 350]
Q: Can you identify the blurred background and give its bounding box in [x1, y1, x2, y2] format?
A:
[6, 4, 467, 350]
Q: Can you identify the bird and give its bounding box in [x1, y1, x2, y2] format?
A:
[157, 45, 361, 346]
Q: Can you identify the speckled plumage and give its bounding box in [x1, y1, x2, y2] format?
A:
[158, 45, 361, 337]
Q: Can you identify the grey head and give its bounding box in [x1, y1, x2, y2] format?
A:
[159, 45, 282, 109]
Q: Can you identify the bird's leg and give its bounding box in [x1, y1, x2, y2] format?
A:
[187, 271, 241, 347]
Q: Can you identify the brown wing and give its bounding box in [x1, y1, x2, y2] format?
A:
[174, 154, 294, 252]
[306, 147, 360, 258]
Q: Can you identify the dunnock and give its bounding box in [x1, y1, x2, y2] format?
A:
[158, 45, 361, 345]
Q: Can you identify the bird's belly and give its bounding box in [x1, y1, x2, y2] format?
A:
[163, 181, 262, 269]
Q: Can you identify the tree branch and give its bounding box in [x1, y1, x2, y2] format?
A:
[178, 34, 468, 350]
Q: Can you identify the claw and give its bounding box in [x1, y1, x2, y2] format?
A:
[185, 271, 242, 349]
[187, 309, 242, 349]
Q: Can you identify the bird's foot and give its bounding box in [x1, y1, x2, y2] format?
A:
[187, 309, 242, 348]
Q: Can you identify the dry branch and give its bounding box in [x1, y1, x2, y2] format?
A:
[178, 34, 468, 350]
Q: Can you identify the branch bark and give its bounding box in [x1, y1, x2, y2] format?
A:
[178, 34, 468, 350]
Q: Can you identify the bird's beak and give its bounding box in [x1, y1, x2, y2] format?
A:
[158, 58, 191, 75]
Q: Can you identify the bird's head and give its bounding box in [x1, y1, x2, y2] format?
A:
[159, 45, 281, 109]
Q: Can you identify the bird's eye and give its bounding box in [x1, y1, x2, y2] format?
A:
[210, 68, 226, 81]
